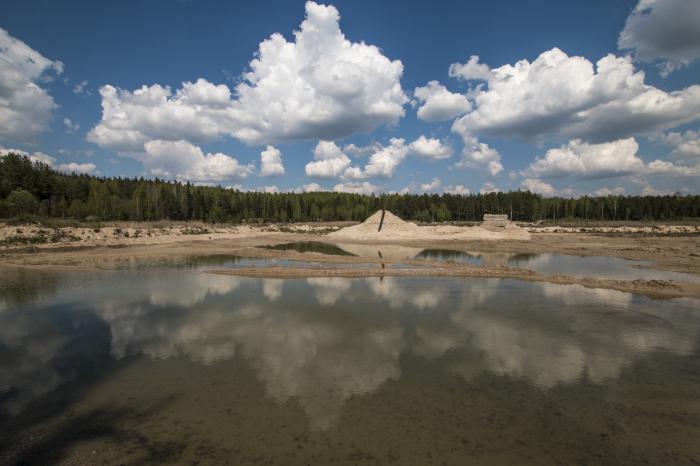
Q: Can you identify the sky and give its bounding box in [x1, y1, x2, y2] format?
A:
[1, 0, 700, 197]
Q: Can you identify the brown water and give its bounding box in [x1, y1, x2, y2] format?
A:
[1, 262, 700, 465]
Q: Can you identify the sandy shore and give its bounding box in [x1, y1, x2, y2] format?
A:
[1, 221, 699, 299]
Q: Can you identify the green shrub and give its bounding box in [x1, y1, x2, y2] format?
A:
[5, 189, 39, 219]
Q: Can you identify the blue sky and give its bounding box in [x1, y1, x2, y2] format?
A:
[1, 0, 699, 196]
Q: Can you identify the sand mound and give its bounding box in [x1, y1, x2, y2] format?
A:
[329, 211, 418, 238]
[329, 210, 531, 241]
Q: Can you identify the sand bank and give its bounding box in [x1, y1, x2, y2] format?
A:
[210, 264, 700, 300]
[1, 217, 699, 299]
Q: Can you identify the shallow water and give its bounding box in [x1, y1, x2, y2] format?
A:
[415, 249, 700, 282]
[2, 261, 700, 465]
[263, 241, 357, 256]
[269, 242, 700, 283]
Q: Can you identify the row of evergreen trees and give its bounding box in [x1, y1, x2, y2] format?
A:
[1, 152, 698, 223]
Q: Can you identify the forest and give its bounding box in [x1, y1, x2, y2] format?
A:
[1, 152, 698, 223]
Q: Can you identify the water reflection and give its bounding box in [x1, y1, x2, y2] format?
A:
[262, 278, 284, 301]
[0, 267, 60, 311]
[1, 266, 700, 433]
[0, 303, 111, 415]
[257, 243, 700, 284]
[306, 277, 352, 305]
[415, 249, 700, 282]
[263, 241, 356, 256]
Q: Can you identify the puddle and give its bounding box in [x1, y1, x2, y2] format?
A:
[414, 249, 700, 282]
[415, 249, 483, 265]
[257, 243, 700, 283]
[262, 241, 356, 256]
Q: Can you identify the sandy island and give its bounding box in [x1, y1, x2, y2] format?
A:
[1, 211, 699, 300]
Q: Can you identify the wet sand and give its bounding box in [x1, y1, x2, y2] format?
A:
[1, 222, 699, 299]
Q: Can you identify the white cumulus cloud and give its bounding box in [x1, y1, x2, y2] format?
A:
[646, 159, 700, 176]
[0, 28, 63, 144]
[298, 182, 322, 192]
[142, 140, 254, 183]
[413, 81, 471, 122]
[409, 136, 452, 160]
[362, 138, 409, 178]
[455, 137, 503, 176]
[444, 184, 470, 195]
[306, 138, 415, 180]
[524, 137, 699, 180]
[1, 147, 98, 174]
[448, 55, 493, 81]
[87, 2, 408, 182]
[640, 182, 676, 196]
[521, 178, 555, 196]
[524, 138, 646, 179]
[618, 0, 700, 76]
[451, 47, 700, 144]
[332, 181, 378, 194]
[343, 142, 381, 158]
[87, 80, 236, 153]
[229, 1, 407, 144]
[305, 140, 353, 178]
[1, 147, 56, 166]
[87, 2, 407, 183]
[479, 182, 500, 194]
[419, 177, 441, 192]
[658, 128, 700, 162]
[259, 145, 285, 176]
[57, 162, 97, 174]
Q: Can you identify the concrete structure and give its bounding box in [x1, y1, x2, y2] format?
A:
[482, 214, 509, 231]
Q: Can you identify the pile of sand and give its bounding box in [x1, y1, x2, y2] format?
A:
[328, 210, 531, 241]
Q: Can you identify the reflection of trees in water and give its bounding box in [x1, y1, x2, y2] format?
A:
[0, 268, 59, 309]
[263, 242, 356, 256]
[413, 250, 541, 267]
[415, 249, 480, 263]
[505, 252, 540, 262]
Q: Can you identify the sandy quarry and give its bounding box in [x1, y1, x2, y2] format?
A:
[1, 212, 699, 299]
[329, 210, 532, 241]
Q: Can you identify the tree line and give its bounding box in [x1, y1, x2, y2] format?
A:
[1, 152, 698, 223]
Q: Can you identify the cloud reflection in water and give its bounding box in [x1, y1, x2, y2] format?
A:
[1, 269, 699, 430]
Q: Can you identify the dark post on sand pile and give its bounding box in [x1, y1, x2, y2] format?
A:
[378, 207, 386, 232]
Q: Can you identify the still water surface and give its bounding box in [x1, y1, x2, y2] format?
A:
[264, 241, 700, 283]
[417, 249, 700, 282]
[1, 260, 700, 464]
